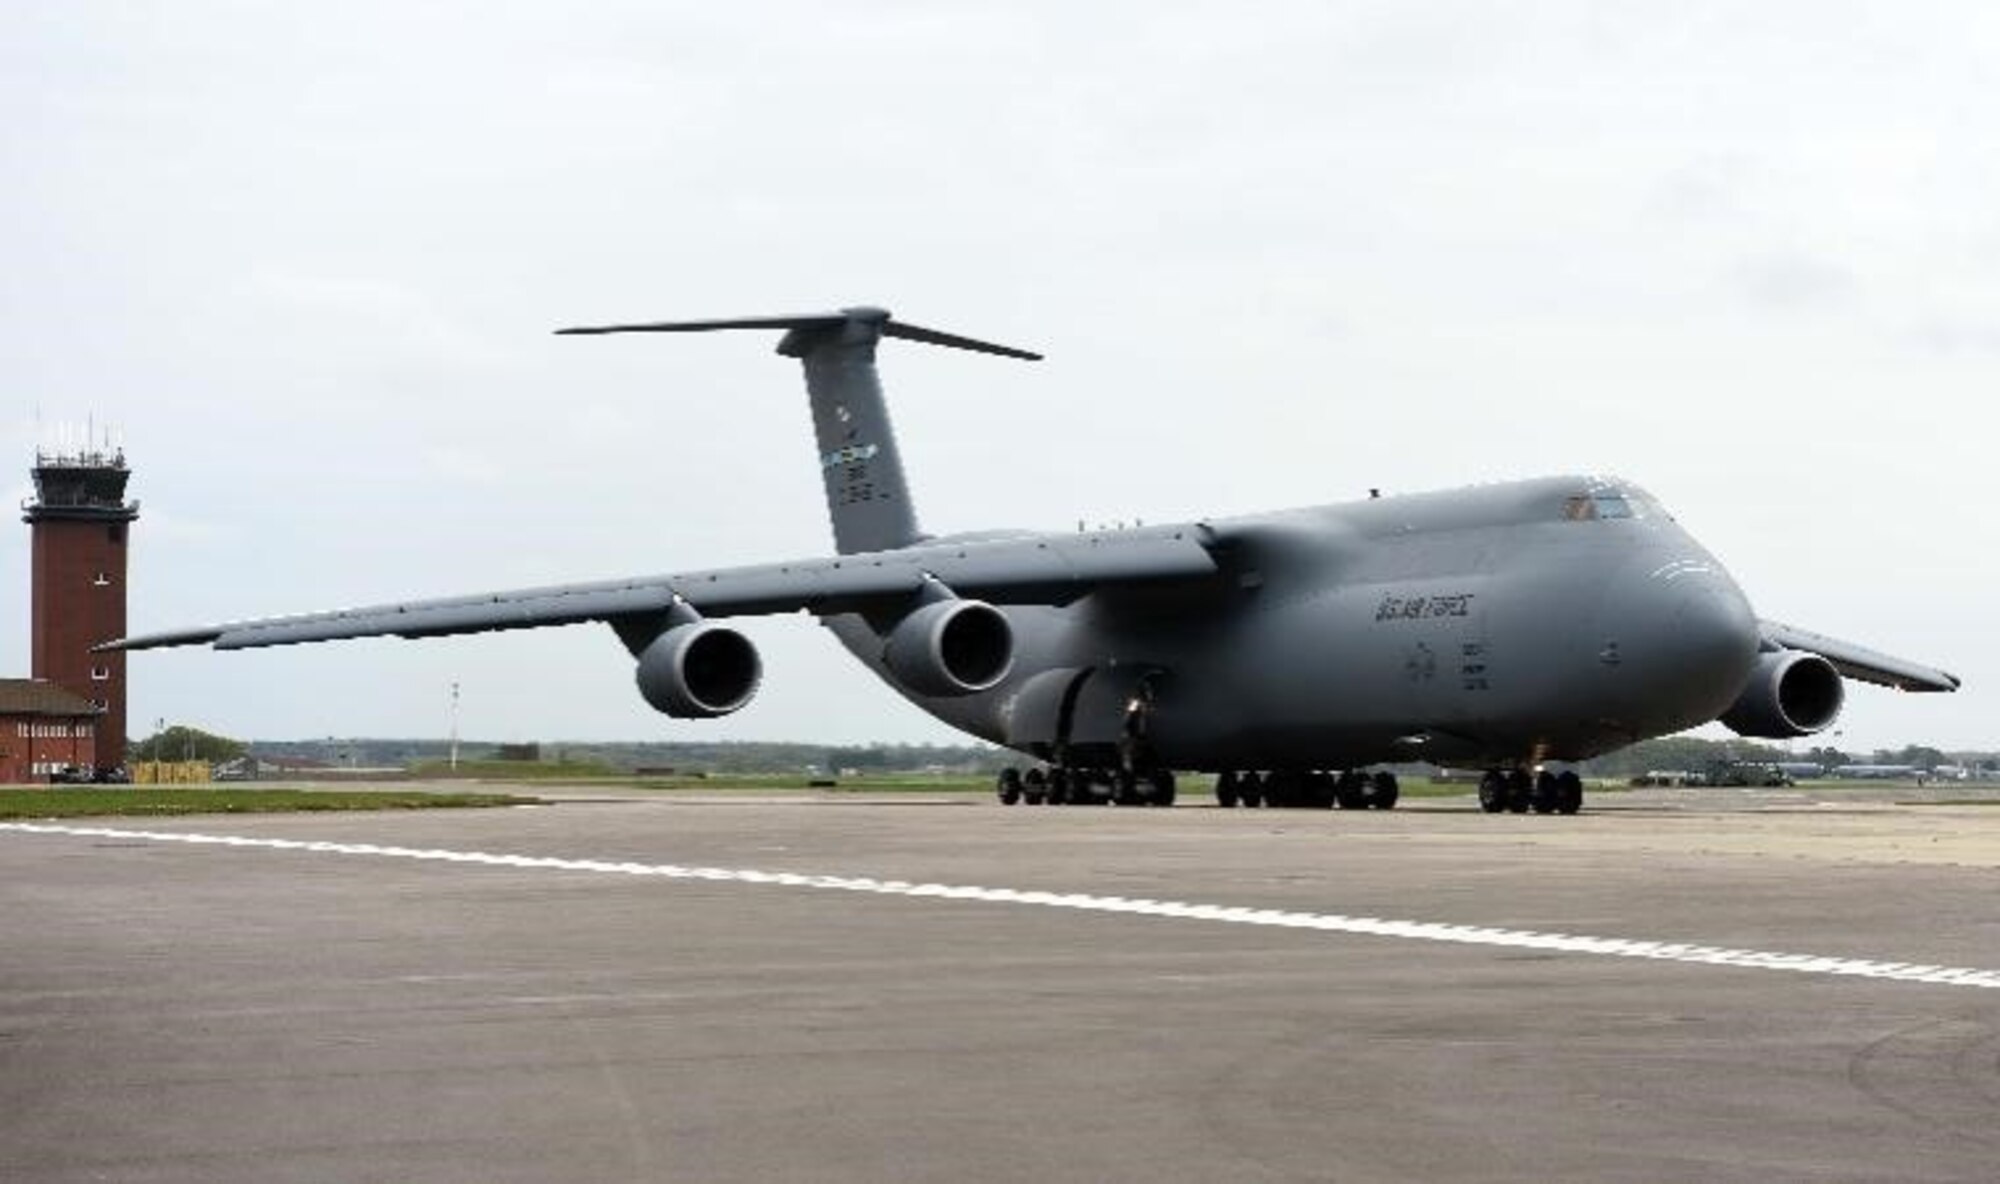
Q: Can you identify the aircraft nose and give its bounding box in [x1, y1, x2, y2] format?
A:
[1599, 561, 1760, 727]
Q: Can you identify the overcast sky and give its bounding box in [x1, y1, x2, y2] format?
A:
[3, 2, 1992, 753]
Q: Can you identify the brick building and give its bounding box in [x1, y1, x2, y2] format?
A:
[24, 446, 139, 772]
[0, 679, 99, 783]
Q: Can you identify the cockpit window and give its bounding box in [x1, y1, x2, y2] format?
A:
[1562, 492, 1637, 521]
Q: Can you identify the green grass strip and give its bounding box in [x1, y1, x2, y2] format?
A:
[0, 788, 541, 819]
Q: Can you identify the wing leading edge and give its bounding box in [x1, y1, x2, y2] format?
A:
[99, 527, 1219, 653]
[1759, 619, 1960, 693]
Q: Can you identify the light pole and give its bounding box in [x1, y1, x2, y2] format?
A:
[449, 682, 461, 772]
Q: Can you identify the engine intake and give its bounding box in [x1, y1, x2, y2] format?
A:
[1720, 650, 1844, 738]
[634, 622, 762, 718]
[882, 599, 1014, 696]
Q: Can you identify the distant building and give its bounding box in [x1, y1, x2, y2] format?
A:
[212, 754, 330, 781]
[23, 444, 139, 772]
[0, 679, 100, 782]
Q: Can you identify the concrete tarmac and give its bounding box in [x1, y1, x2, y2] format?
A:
[5, 793, 1999, 1182]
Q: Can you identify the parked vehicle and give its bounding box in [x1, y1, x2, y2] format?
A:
[1706, 761, 1794, 788]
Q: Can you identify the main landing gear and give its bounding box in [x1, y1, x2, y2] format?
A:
[996, 765, 1177, 807]
[1476, 768, 1583, 815]
[1214, 769, 1399, 810]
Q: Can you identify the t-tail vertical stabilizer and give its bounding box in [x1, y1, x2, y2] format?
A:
[558, 307, 1040, 554]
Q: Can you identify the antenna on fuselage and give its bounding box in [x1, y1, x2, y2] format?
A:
[557, 307, 1040, 555]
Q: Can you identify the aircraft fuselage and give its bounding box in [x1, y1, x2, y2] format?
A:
[825, 474, 1760, 771]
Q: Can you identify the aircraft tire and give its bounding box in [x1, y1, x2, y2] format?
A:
[998, 767, 1023, 805]
[1113, 768, 1143, 807]
[1148, 769, 1177, 807]
[1216, 771, 1239, 808]
[1239, 772, 1264, 808]
[1023, 767, 1047, 805]
[1370, 771, 1400, 809]
[1477, 771, 1508, 813]
[1556, 771, 1583, 815]
[1047, 768, 1071, 806]
[1531, 771, 1559, 815]
[1334, 771, 1366, 810]
[1505, 769, 1532, 814]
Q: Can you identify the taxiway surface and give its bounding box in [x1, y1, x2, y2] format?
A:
[5, 793, 1998, 1182]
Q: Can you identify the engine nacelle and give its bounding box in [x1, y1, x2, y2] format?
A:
[634, 622, 762, 718]
[882, 599, 1014, 697]
[1720, 650, 1844, 738]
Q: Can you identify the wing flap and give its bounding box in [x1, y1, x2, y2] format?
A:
[105, 528, 1219, 652]
[1759, 619, 1960, 693]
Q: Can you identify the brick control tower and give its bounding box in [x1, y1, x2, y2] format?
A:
[25, 444, 139, 772]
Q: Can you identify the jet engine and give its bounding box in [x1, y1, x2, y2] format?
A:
[1720, 650, 1844, 738]
[634, 622, 762, 718]
[881, 598, 1014, 696]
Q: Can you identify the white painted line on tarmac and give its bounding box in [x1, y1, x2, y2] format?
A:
[8, 820, 1999, 991]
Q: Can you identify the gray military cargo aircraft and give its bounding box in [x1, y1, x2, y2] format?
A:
[104, 307, 1959, 814]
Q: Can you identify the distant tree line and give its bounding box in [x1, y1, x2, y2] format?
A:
[237, 737, 1008, 775]
[1580, 737, 1986, 777]
[145, 731, 1991, 777]
[131, 725, 245, 764]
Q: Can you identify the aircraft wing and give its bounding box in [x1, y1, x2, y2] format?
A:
[1759, 620, 1960, 693]
[101, 527, 1220, 652]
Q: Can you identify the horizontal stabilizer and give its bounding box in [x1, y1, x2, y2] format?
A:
[555, 313, 847, 335]
[556, 306, 1042, 360]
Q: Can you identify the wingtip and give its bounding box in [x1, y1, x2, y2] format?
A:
[93, 627, 228, 653]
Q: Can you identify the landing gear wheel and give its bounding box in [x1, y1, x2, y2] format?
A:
[1505, 769, 1532, 814]
[1556, 770, 1584, 815]
[1023, 767, 1047, 806]
[1112, 768, 1143, 807]
[1368, 771, 1400, 810]
[1047, 767, 1071, 806]
[1531, 771, 1559, 815]
[1477, 770, 1508, 814]
[1147, 769, 1177, 807]
[1304, 771, 1338, 809]
[1334, 771, 1367, 810]
[997, 767, 1023, 805]
[1238, 772, 1265, 808]
[1216, 770, 1240, 808]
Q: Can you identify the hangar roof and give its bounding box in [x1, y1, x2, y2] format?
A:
[0, 679, 101, 717]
